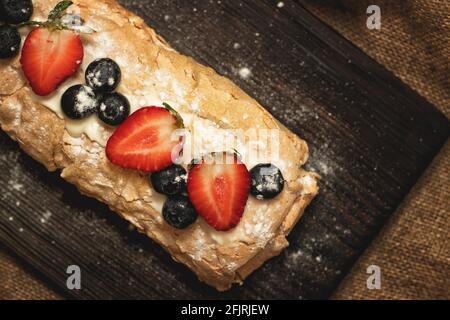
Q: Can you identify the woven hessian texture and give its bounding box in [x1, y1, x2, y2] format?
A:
[0, 0, 448, 300]
[0, 245, 62, 300]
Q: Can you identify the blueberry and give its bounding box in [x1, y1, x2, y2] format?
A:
[85, 58, 121, 92]
[250, 163, 284, 200]
[151, 164, 187, 196]
[0, 0, 33, 24]
[0, 25, 21, 59]
[97, 92, 130, 126]
[61, 85, 100, 120]
[162, 195, 198, 229]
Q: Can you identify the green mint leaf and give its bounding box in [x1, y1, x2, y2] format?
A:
[14, 20, 45, 28]
[48, 1, 74, 21]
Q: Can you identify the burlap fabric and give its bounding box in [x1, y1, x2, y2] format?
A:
[0, 0, 448, 299]
[0, 245, 61, 300]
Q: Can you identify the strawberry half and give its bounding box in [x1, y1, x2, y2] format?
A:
[187, 152, 250, 231]
[21, 27, 83, 96]
[106, 105, 184, 173]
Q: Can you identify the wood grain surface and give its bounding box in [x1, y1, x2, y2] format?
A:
[0, 0, 448, 299]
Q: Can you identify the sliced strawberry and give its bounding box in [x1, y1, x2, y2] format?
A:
[187, 152, 250, 231]
[106, 106, 184, 173]
[20, 27, 83, 96]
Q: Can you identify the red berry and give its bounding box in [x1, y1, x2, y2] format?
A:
[21, 28, 84, 96]
[187, 153, 250, 231]
[106, 106, 184, 173]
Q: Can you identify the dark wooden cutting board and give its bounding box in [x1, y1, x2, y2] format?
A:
[0, 0, 448, 299]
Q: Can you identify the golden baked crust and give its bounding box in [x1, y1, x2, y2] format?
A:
[0, 0, 319, 291]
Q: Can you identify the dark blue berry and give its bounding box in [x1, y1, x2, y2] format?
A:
[250, 164, 284, 200]
[151, 164, 187, 196]
[162, 195, 197, 229]
[61, 85, 99, 120]
[0, 25, 21, 59]
[97, 92, 130, 126]
[85, 58, 121, 92]
[0, 0, 33, 24]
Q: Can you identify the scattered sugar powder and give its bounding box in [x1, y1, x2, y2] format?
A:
[225, 261, 238, 272]
[257, 175, 279, 193]
[88, 32, 116, 58]
[244, 204, 272, 244]
[288, 249, 304, 263]
[86, 70, 103, 87]
[298, 175, 317, 195]
[40, 210, 52, 224]
[174, 174, 187, 183]
[238, 67, 252, 80]
[154, 70, 171, 87]
[11, 183, 24, 192]
[307, 158, 334, 177]
[75, 87, 97, 114]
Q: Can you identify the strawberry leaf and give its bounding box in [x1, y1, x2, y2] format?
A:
[163, 102, 185, 128]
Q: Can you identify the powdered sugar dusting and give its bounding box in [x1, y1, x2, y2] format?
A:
[75, 87, 97, 114]
[298, 174, 317, 195]
[86, 69, 103, 87]
[238, 67, 252, 79]
[40, 210, 52, 224]
[243, 203, 272, 246]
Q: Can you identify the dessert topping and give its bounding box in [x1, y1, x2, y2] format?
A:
[61, 84, 99, 119]
[187, 152, 250, 231]
[98, 92, 130, 126]
[106, 104, 184, 173]
[249, 163, 285, 200]
[85, 58, 121, 93]
[162, 195, 198, 229]
[0, 25, 21, 59]
[151, 164, 187, 196]
[19, 1, 90, 96]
